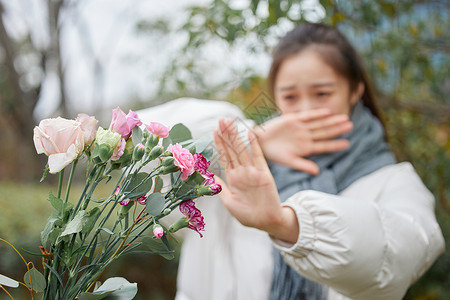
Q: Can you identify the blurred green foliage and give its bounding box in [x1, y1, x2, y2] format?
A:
[0, 179, 179, 300]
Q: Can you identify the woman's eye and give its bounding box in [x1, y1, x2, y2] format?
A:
[317, 92, 331, 98]
[283, 95, 296, 101]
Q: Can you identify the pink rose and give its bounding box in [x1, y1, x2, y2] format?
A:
[167, 143, 195, 180]
[145, 122, 169, 138]
[33, 117, 85, 173]
[75, 113, 98, 145]
[109, 107, 142, 139]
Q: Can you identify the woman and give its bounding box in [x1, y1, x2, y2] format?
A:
[214, 23, 445, 299]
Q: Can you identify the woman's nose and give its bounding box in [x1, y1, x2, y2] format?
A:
[296, 99, 314, 112]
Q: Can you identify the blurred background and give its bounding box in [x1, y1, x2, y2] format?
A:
[0, 0, 448, 299]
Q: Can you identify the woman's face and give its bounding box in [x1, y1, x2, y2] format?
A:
[274, 49, 363, 116]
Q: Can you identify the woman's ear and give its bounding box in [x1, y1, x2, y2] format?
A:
[350, 82, 365, 105]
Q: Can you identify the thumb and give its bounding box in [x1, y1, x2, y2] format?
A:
[286, 157, 320, 175]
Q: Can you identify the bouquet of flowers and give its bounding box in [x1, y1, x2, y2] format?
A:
[0, 107, 221, 300]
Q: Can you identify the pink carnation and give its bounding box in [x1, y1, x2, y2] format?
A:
[180, 200, 205, 237]
[145, 122, 169, 138]
[167, 143, 195, 180]
[109, 107, 142, 139]
[193, 153, 211, 175]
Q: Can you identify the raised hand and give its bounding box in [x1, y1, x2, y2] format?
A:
[214, 119, 299, 243]
[254, 109, 353, 175]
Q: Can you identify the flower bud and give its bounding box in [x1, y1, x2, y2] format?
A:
[132, 143, 145, 161]
[163, 208, 171, 215]
[169, 217, 189, 234]
[153, 224, 164, 239]
[196, 183, 222, 196]
[148, 146, 163, 161]
[161, 164, 179, 175]
[146, 135, 159, 149]
[195, 185, 213, 196]
[162, 157, 175, 166]
[210, 183, 222, 195]
[92, 144, 114, 164]
[118, 200, 134, 220]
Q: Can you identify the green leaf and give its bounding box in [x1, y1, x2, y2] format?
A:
[124, 172, 152, 199]
[168, 123, 192, 144]
[142, 236, 175, 260]
[82, 207, 101, 235]
[100, 228, 114, 235]
[0, 274, 19, 288]
[24, 267, 46, 292]
[145, 193, 166, 216]
[48, 191, 73, 216]
[162, 136, 172, 149]
[194, 135, 213, 153]
[201, 145, 214, 160]
[78, 290, 115, 300]
[379, 2, 396, 18]
[60, 210, 86, 238]
[79, 277, 137, 300]
[131, 126, 143, 145]
[41, 213, 63, 247]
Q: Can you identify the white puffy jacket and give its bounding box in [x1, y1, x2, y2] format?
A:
[137, 98, 445, 300]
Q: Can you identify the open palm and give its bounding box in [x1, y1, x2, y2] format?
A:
[214, 119, 286, 234]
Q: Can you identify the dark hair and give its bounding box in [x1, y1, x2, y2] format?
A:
[268, 23, 382, 121]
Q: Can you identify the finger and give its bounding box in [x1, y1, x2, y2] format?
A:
[311, 139, 350, 154]
[248, 130, 268, 168]
[295, 108, 332, 122]
[280, 157, 320, 175]
[310, 121, 353, 140]
[227, 120, 254, 166]
[306, 114, 350, 131]
[214, 129, 234, 171]
[221, 119, 252, 166]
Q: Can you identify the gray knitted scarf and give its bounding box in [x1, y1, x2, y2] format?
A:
[269, 101, 396, 299]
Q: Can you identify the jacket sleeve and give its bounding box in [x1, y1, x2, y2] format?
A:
[272, 163, 445, 300]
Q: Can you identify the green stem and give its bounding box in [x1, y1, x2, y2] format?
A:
[64, 159, 78, 204]
[63, 159, 78, 222]
[57, 169, 65, 198]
